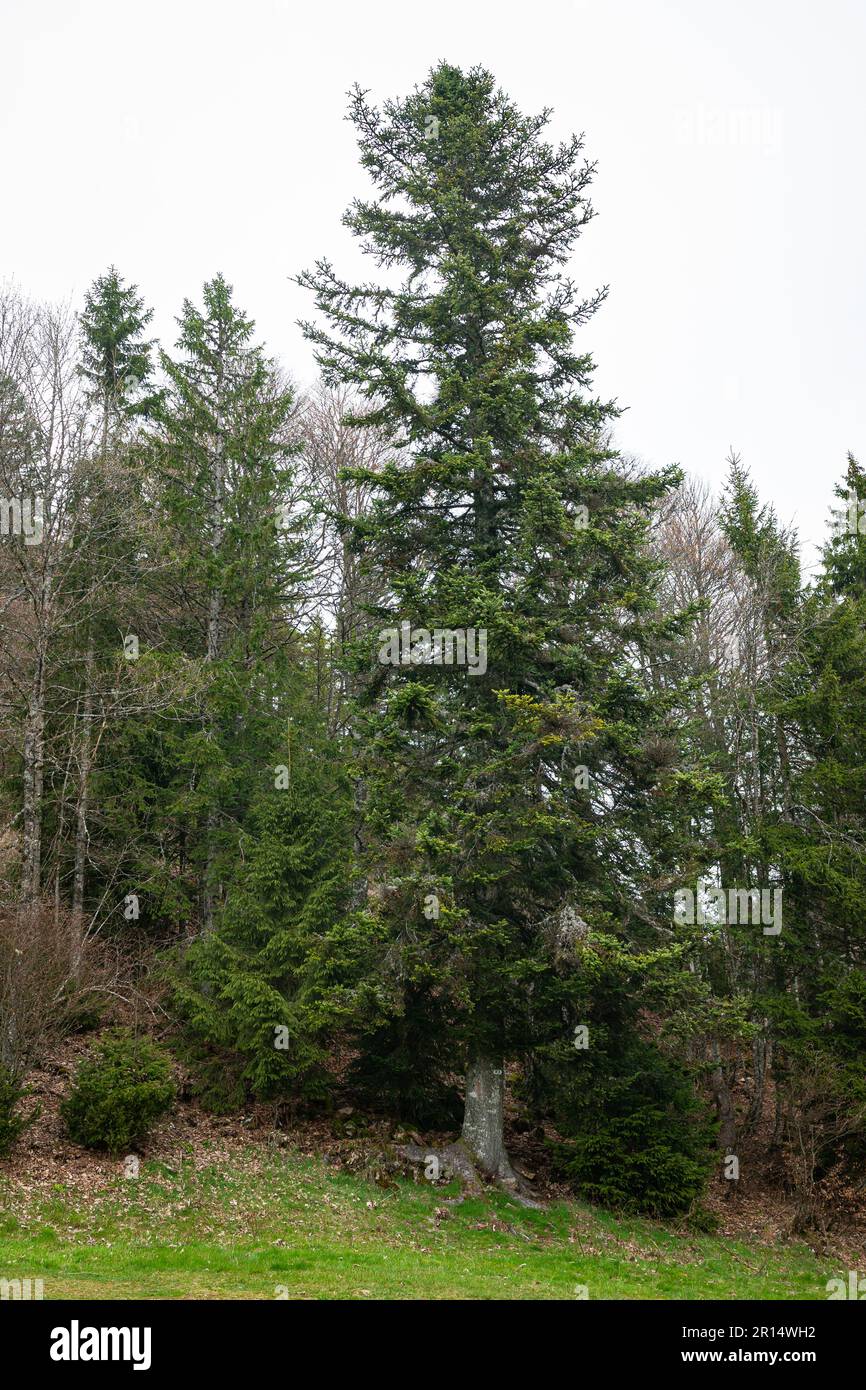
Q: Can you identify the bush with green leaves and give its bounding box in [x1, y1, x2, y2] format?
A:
[0, 1066, 37, 1157]
[61, 1030, 176, 1152]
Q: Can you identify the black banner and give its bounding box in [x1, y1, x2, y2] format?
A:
[4, 1297, 859, 1376]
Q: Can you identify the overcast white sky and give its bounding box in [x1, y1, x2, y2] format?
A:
[2, 0, 864, 569]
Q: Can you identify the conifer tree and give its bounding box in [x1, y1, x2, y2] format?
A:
[174, 699, 356, 1103]
[105, 276, 306, 933]
[56, 268, 157, 925]
[766, 457, 866, 1191]
[79, 267, 158, 431]
[299, 65, 694, 1181]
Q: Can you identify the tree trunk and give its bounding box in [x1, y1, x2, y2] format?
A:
[710, 1040, 737, 1153]
[747, 1032, 770, 1132]
[201, 368, 225, 936]
[461, 1051, 517, 1183]
[21, 657, 46, 905]
[72, 638, 95, 925]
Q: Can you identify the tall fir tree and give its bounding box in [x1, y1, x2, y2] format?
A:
[79, 267, 158, 432]
[765, 457, 866, 1201]
[95, 275, 307, 935]
[299, 64, 702, 1180]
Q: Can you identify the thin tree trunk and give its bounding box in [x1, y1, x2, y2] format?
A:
[201, 366, 225, 936]
[710, 1039, 737, 1153]
[72, 637, 95, 925]
[747, 1032, 770, 1132]
[21, 655, 46, 905]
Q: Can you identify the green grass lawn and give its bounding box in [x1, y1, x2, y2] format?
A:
[0, 1148, 841, 1300]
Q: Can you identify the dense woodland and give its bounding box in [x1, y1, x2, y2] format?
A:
[1, 64, 864, 1235]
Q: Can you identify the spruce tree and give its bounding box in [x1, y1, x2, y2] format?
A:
[101, 275, 306, 933]
[299, 65, 690, 1181]
[766, 457, 866, 1186]
[79, 266, 158, 430]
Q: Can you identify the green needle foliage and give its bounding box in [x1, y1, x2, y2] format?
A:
[298, 64, 707, 1160]
[3, 68, 862, 1235]
[61, 1031, 175, 1153]
[79, 266, 159, 423]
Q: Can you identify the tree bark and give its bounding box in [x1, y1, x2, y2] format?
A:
[72, 638, 95, 925]
[201, 355, 225, 936]
[21, 656, 46, 905]
[461, 1051, 518, 1184]
[710, 1039, 738, 1154]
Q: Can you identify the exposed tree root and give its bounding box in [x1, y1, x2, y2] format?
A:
[398, 1139, 545, 1209]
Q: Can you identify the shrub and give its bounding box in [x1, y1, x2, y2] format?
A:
[0, 901, 113, 1076]
[0, 1065, 37, 1157]
[61, 1030, 175, 1152]
[547, 1034, 717, 1218]
[776, 1045, 866, 1234]
[174, 771, 355, 1103]
[520, 951, 717, 1218]
[551, 1103, 715, 1219]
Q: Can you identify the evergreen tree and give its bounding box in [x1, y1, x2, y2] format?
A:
[96, 276, 306, 934]
[765, 458, 866, 1200]
[175, 716, 356, 1104]
[299, 65, 698, 1181]
[714, 460, 801, 1144]
[79, 267, 158, 429]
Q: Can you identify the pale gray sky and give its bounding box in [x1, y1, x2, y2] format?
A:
[2, 0, 864, 569]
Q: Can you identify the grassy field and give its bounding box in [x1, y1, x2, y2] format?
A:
[0, 1148, 841, 1300]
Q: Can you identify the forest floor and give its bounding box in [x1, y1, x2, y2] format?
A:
[0, 1041, 861, 1300]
